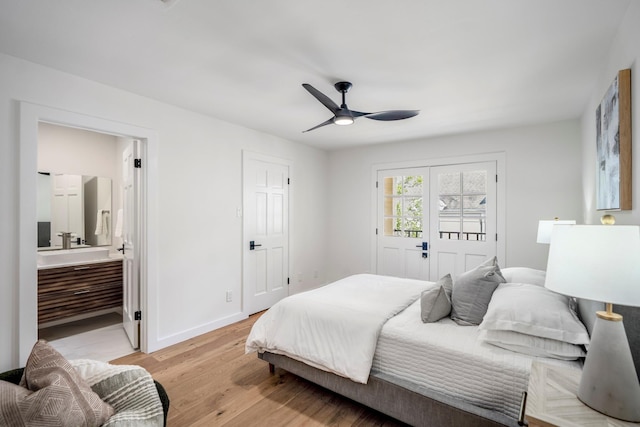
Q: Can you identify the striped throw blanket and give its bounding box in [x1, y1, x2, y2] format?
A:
[71, 360, 164, 426]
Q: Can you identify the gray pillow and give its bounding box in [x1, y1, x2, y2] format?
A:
[451, 257, 506, 326]
[421, 274, 453, 323]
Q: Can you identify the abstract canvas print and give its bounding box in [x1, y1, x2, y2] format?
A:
[596, 69, 631, 211]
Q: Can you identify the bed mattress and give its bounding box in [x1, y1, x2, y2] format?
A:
[371, 299, 582, 420]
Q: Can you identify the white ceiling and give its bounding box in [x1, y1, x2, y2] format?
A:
[0, 0, 630, 150]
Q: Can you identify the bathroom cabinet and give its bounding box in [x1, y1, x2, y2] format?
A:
[38, 259, 123, 324]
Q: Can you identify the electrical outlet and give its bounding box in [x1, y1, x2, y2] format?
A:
[226, 290, 232, 302]
[313, 270, 319, 279]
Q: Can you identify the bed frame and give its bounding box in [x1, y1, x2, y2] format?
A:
[258, 300, 640, 427]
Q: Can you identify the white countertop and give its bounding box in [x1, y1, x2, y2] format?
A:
[37, 253, 124, 270]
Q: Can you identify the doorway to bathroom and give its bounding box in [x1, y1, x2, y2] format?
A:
[18, 102, 157, 366]
[35, 123, 138, 361]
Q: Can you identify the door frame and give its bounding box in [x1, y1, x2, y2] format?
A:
[18, 102, 159, 366]
[241, 150, 292, 316]
[370, 152, 506, 276]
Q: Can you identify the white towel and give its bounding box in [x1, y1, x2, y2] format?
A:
[114, 208, 123, 238]
[102, 211, 109, 237]
[95, 210, 103, 235]
[94, 210, 110, 236]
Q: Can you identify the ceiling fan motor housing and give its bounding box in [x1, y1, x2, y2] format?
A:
[334, 81, 352, 93]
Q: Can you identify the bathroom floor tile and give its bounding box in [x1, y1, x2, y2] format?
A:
[39, 312, 122, 341]
[40, 314, 135, 362]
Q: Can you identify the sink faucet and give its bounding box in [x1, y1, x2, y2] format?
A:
[59, 232, 73, 249]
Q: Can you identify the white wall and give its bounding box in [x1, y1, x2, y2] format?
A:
[326, 120, 583, 281]
[580, 2, 640, 225]
[0, 52, 328, 371]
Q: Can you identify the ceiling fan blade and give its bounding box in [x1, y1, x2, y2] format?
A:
[302, 84, 339, 114]
[349, 110, 370, 118]
[364, 110, 420, 121]
[303, 118, 335, 133]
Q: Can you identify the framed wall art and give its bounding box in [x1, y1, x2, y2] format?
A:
[596, 68, 631, 211]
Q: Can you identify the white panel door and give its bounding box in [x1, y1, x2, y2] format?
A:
[50, 175, 67, 247]
[377, 168, 430, 280]
[243, 152, 290, 315]
[50, 173, 83, 246]
[122, 140, 140, 349]
[429, 162, 497, 279]
[65, 174, 83, 244]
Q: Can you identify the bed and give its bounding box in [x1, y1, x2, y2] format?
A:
[246, 262, 640, 427]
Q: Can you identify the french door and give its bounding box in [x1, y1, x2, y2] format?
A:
[377, 167, 430, 280]
[377, 161, 497, 281]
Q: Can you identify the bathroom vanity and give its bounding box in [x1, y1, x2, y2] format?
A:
[36, 169, 121, 325]
[38, 258, 123, 324]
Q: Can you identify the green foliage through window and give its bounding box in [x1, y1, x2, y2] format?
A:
[394, 176, 423, 236]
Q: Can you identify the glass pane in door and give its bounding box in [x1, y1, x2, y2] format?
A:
[382, 175, 424, 238]
[438, 170, 487, 241]
[462, 195, 486, 240]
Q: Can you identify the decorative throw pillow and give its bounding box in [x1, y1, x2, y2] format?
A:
[479, 329, 586, 360]
[478, 283, 590, 345]
[71, 359, 165, 427]
[450, 256, 506, 326]
[4, 340, 115, 427]
[421, 274, 453, 323]
[501, 267, 546, 286]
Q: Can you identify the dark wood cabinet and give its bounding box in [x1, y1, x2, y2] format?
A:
[38, 259, 123, 324]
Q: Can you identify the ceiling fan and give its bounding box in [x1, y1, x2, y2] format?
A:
[302, 81, 419, 133]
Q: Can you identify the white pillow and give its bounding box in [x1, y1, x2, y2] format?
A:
[478, 329, 586, 360]
[501, 267, 546, 286]
[478, 283, 589, 345]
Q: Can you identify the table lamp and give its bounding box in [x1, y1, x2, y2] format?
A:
[536, 218, 576, 244]
[545, 224, 640, 421]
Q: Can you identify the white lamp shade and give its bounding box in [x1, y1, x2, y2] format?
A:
[545, 225, 640, 307]
[536, 219, 576, 244]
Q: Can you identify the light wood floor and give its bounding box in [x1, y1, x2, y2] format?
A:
[111, 312, 407, 427]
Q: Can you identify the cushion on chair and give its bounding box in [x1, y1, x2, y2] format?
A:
[0, 340, 114, 427]
[71, 359, 165, 426]
[0, 343, 169, 427]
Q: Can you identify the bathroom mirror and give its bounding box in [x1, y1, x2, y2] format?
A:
[37, 172, 113, 249]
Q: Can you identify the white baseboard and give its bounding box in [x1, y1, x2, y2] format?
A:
[148, 312, 248, 353]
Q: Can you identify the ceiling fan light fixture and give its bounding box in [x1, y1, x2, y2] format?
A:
[333, 112, 354, 126]
[334, 116, 354, 126]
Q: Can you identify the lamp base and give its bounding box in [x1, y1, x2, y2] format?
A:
[578, 314, 640, 422]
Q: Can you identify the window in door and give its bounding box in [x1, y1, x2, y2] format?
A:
[382, 175, 424, 238]
[437, 170, 487, 241]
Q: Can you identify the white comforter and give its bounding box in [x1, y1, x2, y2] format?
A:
[245, 274, 431, 383]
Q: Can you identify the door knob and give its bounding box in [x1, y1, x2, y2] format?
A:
[416, 241, 428, 258]
[250, 241, 262, 250]
[415, 242, 428, 250]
